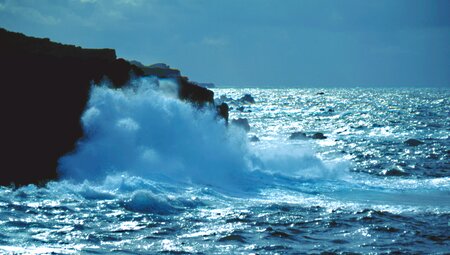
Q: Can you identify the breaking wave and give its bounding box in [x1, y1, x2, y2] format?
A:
[58, 77, 347, 193]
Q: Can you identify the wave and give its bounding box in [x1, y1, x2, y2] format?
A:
[54, 77, 449, 214]
[58, 78, 251, 190]
[57, 77, 347, 192]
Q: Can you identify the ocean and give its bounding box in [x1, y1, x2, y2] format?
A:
[0, 78, 449, 254]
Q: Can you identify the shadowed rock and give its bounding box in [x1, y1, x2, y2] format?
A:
[217, 103, 229, 123]
[231, 118, 250, 132]
[0, 28, 223, 186]
[250, 135, 260, 142]
[0, 28, 144, 186]
[178, 76, 214, 106]
[289, 132, 308, 140]
[130, 61, 181, 78]
[380, 168, 409, 177]
[240, 94, 255, 104]
[312, 132, 327, 139]
[404, 139, 424, 146]
[218, 234, 247, 243]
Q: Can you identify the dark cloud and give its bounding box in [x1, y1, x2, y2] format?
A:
[1, 0, 449, 87]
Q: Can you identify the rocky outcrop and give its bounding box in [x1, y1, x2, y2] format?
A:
[0, 28, 145, 186]
[193, 82, 215, 88]
[289, 132, 308, 140]
[240, 94, 255, 104]
[130, 61, 181, 78]
[250, 136, 260, 142]
[289, 131, 327, 140]
[380, 168, 409, 177]
[0, 28, 223, 186]
[312, 132, 327, 140]
[217, 103, 230, 123]
[404, 139, 424, 147]
[231, 118, 251, 132]
[178, 76, 214, 106]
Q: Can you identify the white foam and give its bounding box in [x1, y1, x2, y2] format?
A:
[58, 78, 250, 190]
[249, 143, 349, 180]
[58, 77, 350, 194]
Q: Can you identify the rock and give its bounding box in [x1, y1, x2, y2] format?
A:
[130, 61, 181, 78]
[220, 95, 233, 102]
[312, 132, 327, 139]
[250, 136, 260, 142]
[316, 92, 325, 95]
[216, 103, 229, 123]
[237, 106, 245, 112]
[404, 139, 424, 146]
[289, 132, 307, 140]
[0, 28, 146, 186]
[177, 76, 214, 107]
[240, 94, 255, 104]
[231, 118, 250, 132]
[192, 82, 215, 88]
[218, 234, 246, 243]
[380, 168, 409, 177]
[0, 28, 220, 186]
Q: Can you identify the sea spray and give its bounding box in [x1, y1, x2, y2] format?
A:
[58, 77, 348, 193]
[249, 143, 349, 179]
[58, 77, 251, 190]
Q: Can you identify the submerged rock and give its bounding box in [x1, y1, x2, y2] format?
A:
[231, 118, 250, 132]
[289, 132, 307, 140]
[219, 95, 233, 102]
[250, 135, 260, 142]
[380, 168, 409, 177]
[240, 94, 255, 104]
[218, 234, 246, 243]
[312, 132, 327, 139]
[404, 139, 424, 146]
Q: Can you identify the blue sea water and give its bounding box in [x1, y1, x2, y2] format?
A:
[0, 78, 449, 254]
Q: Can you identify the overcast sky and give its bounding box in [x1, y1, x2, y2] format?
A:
[1, 0, 449, 87]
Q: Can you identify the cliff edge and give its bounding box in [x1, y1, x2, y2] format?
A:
[0, 28, 222, 186]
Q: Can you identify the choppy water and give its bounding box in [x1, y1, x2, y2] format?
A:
[0, 80, 449, 254]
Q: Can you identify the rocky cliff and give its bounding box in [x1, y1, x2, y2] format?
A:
[0, 28, 223, 186]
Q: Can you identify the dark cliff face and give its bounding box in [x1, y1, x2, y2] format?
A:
[0, 28, 225, 186]
[178, 76, 214, 106]
[0, 28, 142, 186]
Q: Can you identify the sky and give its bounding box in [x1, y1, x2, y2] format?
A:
[1, 0, 449, 87]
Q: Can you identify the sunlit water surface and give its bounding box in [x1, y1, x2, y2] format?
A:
[1, 85, 449, 254]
